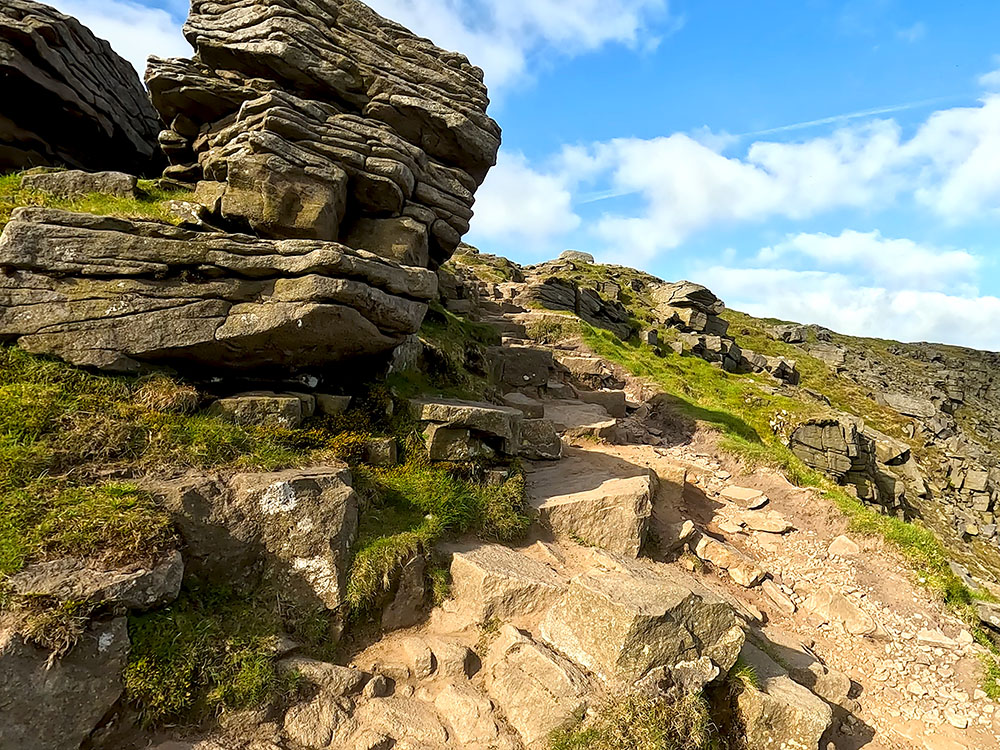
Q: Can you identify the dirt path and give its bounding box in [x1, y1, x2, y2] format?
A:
[639, 429, 1000, 750]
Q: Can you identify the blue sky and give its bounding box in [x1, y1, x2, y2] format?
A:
[48, 0, 1000, 349]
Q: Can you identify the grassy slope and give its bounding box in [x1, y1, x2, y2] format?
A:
[0, 310, 528, 724]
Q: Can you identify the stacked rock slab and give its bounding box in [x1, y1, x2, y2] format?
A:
[145, 0, 501, 267]
[0, 0, 161, 173]
[789, 415, 922, 516]
[0, 207, 438, 370]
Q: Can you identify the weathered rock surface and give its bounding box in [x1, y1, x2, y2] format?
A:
[803, 585, 877, 636]
[7, 551, 183, 611]
[483, 624, 591, 749]
[150, 465, 359, 609]
[414, 398, 523, 457]
[0, 618, 130, 750]
[0, 208, 437, 371]
[518, 418, 563, 461]
[540, 554, 743, 687]
[525, 446, 655, 556]
[0, 0, 161, 173]
[735, 642, 834, 750]
[20, 169, 139, 198]
[449, 543, 563, 622]
[516, 277, 634, 339]
[790, 415, 919, 515]
[146, 0, 500, 264]
[693, 534, 766, 588]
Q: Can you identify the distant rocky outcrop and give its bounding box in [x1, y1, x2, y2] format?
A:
[789, 415, 926, 517]
[0, 0, 161, 173]
[146, 0, 500, 266]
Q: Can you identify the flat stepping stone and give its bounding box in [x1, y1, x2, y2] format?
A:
[525, 446, 655, 556]
[719, 485, 769, 509]
[543, 400, 621, 441]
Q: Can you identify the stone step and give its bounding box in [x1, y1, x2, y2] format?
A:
[525, 446, 656, 556]
[543, 399, 621, 442]
[574, 389, 627, 419]
[480, 317, 528, 338]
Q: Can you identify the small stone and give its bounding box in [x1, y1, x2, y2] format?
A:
[907, 681, 927, 697]
[720, 486, 768, 508]
[916, 629, 957, 649]
[945, 709, 969, 729]
[363, 674, 391, 698]
[827, 535, 860, 557]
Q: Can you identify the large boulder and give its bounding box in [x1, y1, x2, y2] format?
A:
[0, 618, 130, 750]
[145, 0, 500, 264]
[149, 466, 359, 609]
[525, 446, 655, 556]
[449, 543, 564, 623]
[539, 554, 743, 688]
[789, 415, 916, 515]
[0, 208, 437, 371]
[0, 0, 161, 173]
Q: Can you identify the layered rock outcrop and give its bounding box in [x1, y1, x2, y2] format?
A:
[0, 0, 499, 372]
[0, 0, 161, 173]
[0, 207, 438, 371]
[146, 0, 500, 267]
[789, 415, 926, 516]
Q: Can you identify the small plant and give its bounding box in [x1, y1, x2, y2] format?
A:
[728, 659, 760, 692]
[549, 692, 716, 750]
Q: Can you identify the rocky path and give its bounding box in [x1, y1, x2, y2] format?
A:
[650, 435, 999, 750]
[477, 295, 999, 749]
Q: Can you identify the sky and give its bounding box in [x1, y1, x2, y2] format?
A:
[46, 0, 1000, 350]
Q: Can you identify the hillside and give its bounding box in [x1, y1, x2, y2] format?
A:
[2, 1, 1000, 750]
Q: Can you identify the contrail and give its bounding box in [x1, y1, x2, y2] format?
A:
[738, 94, 968, 138]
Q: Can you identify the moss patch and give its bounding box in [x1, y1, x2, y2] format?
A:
[124, 584, 302, 726]
[0, 171, 192, 233]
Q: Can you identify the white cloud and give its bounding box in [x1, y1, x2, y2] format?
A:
[756, 230, 980, 293]
[47, 0, 667, 89]
[706, 266, 1000, 351]
[367, 0, 667, 90]
[530, 86, 1000, 259]
[46, 0, 189, 75]
[468, 150, 581, 249]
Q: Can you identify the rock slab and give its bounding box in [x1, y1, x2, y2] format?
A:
[0, 0, 161, 173]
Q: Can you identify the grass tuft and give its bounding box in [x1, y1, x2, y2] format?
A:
[0, 172, 192, 233]
[550, 692, 715, 750]
[124, 584, 297, 725]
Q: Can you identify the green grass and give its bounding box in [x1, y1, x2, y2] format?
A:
[346, 456, 529, 612]
[0, 482, 174, 577]
[387, 302, 499, 401]
[550, 693, 716, 750]
[125, 584, 302, 726]
[0, 171, 191, 233]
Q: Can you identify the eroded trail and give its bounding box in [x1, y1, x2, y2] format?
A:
[329, 318, 1000, 750]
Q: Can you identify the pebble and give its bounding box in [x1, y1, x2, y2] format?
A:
[945, 709, 969, 729]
